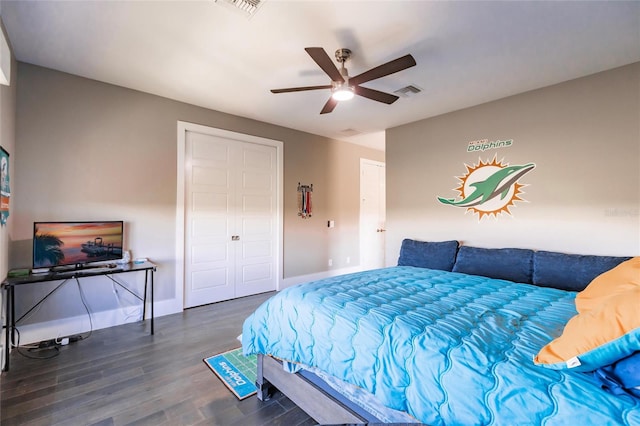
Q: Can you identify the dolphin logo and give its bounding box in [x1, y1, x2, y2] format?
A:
[438, 163, 535, 208]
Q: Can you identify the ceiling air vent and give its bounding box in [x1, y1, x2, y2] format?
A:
[394, 84, 422, 97]
[214, 0, 264, 17]
[339, 129, 362, 137]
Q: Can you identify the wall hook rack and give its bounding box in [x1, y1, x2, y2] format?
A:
[297, 183, 313, 219]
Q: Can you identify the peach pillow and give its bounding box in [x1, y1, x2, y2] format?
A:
[575, 257, 640, 313]
[534, 287, 640, 372]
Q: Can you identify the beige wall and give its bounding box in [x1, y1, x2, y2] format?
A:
[12, 63, 382, 333]
[386, 63, 640, 262]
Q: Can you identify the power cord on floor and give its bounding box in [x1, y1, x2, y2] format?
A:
[13, 327, 61, 360]
[12, 277, 95, 362]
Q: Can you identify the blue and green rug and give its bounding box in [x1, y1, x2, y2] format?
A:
[203, 347, 257, 399]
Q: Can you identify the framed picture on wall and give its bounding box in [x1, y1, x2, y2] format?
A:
[1, 146, 9, 225]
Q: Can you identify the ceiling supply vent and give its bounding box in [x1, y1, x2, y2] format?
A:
[214, 0, 264, 17]
[394, 84, 422, 97]
[339, 128, 362, 137]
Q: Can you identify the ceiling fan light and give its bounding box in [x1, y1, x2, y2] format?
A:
[332, 87, 354, 101]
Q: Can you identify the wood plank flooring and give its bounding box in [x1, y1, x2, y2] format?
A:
[1, 292, 317, 426]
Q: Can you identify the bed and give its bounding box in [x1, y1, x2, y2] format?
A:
[242, 240, 640, 425]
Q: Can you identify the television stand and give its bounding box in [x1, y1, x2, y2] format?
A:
[1, 261, 156, 372]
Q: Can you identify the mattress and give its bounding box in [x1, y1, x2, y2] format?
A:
[294, 361, 419, 423]
[243, 266, 640, 425]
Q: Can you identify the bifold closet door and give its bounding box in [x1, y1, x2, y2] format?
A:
[184, 130, 277, 308]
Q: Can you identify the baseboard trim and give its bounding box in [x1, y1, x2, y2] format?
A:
[14, 298, 182, 345]
[280, 265, 363, 290]
[14, 266, 364, 345]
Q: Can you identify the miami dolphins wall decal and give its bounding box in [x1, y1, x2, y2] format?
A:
[438, 156, 535, 220]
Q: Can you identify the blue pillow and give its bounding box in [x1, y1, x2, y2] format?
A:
[452, 246, 534, 283]
[592, 351, 640, 398]
[397, 239, 459, 271]
[533, 251, 631, 292]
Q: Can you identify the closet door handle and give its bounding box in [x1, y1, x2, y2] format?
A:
[231, 235, 240, 241]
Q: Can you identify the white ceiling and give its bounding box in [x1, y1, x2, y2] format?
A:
[2, 1, 639, 151]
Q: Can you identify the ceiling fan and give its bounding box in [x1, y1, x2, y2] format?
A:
[271, 47, 417, 114]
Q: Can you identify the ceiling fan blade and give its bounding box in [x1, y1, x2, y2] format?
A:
[305, 47, 345, 83]
[349, 54, 416, 86]
[354, 86, 399, 104]
[320, 97, 338, 114]
[271, 85, 332, 94]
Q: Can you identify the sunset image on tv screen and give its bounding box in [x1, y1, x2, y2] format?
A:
[33, 221, 123, 268]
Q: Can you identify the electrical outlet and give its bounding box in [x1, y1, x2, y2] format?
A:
[328, 259, 333, 267]
[346, 257, 350, 264]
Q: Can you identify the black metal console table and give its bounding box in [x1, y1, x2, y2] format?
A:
[1, 261, 156, 372]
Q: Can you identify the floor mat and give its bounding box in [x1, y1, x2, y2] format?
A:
[203, 347, 257, 399]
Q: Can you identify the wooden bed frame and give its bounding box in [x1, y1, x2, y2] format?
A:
[256, 354, 371, 424]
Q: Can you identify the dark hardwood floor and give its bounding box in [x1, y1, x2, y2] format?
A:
[1, 292, 317, 426]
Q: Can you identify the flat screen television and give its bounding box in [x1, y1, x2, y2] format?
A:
[33, 221, 124, 270]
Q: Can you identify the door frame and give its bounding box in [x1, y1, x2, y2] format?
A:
[176, 121, 284, 309]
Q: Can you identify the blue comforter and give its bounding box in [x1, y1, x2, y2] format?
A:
[242, 266, 640, 425]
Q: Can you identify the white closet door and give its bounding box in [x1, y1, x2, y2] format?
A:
[184, 131, 276, 308]
[360, 159, 386, 270]
[235, 142, 277, 298]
